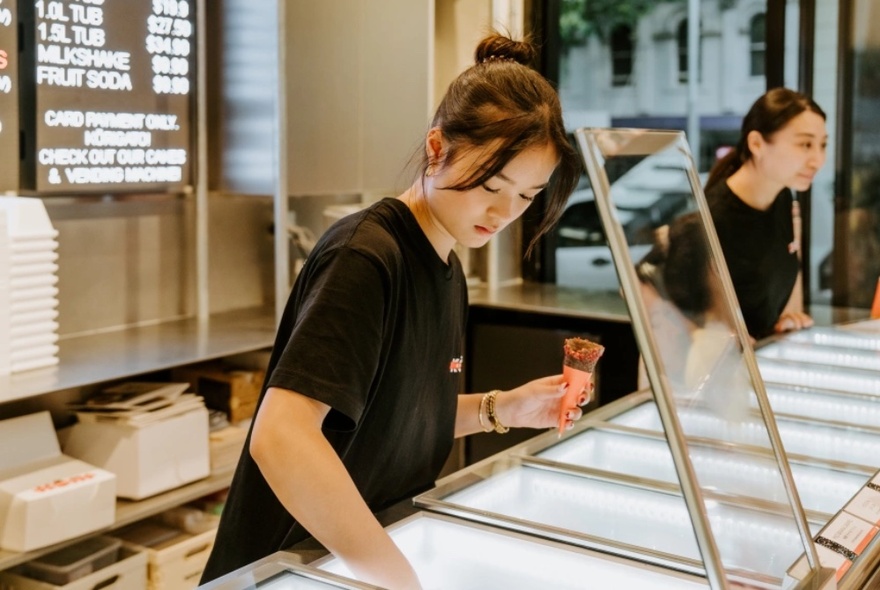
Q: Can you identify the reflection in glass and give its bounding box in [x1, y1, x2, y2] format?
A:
[610, 399, 880, 471]
[536, 425, 866, 518]
[576, 128, 821, 587]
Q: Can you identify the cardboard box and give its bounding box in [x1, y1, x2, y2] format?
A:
[208, 426, 247, 473]
[112, 516, 218, 590]
[0, 546, 148, 590]
[171, 363, 264, 424]
[62, 407, 210, 501]
[0, 412, 116, 552]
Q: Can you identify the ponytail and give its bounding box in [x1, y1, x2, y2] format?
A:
[704, 146, 742, 193]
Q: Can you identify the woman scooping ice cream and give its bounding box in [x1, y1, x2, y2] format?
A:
[200, 32, 591, 590]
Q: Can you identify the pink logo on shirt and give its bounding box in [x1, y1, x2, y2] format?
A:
[449, 357, 463, 373]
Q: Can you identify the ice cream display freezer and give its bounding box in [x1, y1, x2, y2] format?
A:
[388, 128, 880, 588]
[410, 381, 880, 589]
[200, 129, 880, 589]
[284, 358, 880, 590]
[197, 324, 880, 590]
[202, 371, 880, 590]
[203, 512, 709, 590]
[757, 327, 880, 396]
[315, 512, 708, 590]
[416, 453, 817, 584]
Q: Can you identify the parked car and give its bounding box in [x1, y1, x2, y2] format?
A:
[555, 156, 698, 291]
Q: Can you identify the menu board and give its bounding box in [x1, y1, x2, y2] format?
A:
[0, 0, 17, 190]
[20, 0, 194, 193]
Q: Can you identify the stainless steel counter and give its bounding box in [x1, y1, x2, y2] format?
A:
[0, 306, 276, 402]
[470, 280, 871, 331]
[467, 282, 630, 323]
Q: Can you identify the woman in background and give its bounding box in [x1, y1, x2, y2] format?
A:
[704, 87, 827, 340]
[200, 32, 584, 590]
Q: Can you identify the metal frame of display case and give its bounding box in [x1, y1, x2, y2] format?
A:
[200, 552, 381, 590]
[417, 457, 792, 586]
[596, 390, 880, 476]
[417, 454, 707, 576]
[574, 128, 824, 588]
[523, 429, 855, 525]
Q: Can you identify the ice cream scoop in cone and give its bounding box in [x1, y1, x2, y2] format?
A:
[559, 337, 605, 436]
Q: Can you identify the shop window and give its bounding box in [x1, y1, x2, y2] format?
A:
[677, 18, 702, 84]
[749, 13, 766, 77]
[677, 19, 689, 82]
[610, 24, 634, 87]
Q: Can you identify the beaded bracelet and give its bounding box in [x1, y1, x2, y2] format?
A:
[485, 390, 509, 434]
[477, 392, 493, 433]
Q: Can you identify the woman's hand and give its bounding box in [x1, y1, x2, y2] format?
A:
[495, 375, 594, 432]
[252, 389, 423, 590]
[774, 311, 814, 333]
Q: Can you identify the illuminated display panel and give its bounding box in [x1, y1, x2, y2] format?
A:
[0, 0, 18, 190]
[21, 0, 194, 193]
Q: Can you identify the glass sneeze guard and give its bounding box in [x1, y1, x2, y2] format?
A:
[574, 128, 825, 589]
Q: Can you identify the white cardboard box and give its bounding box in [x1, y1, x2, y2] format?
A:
[0, 412, 116, 552]
[62, 407, 210, 501]
[0, 546, 148, 590]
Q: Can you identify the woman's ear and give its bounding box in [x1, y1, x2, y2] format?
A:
[746, 130, 766, 157]
[425, 127, 445, 166]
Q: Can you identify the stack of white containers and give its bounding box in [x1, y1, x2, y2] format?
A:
[0, 197, 60, 375]
[0, 208, 8, 375]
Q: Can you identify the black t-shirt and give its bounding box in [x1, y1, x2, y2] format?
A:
[201, 198, 467, 582]
[706, 181, 798, 339]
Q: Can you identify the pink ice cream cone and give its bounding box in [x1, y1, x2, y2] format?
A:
[559, 337, 605, 436]
[559, 365, 591, 433]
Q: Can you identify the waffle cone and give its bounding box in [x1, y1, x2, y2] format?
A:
[558, 364, 592, 435]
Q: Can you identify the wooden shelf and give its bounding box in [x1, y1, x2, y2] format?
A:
[0, 306, 271, 571]
[114, 467, 235, 529]
[0, 306, 277, 403]
[0, 466, 236, 571]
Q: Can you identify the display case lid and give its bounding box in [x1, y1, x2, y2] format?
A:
[574, 127, 821, 589]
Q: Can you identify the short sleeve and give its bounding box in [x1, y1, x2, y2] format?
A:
[266, 246, 389, 430]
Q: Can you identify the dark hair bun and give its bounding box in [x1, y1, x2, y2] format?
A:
[474, 33, 536, 67]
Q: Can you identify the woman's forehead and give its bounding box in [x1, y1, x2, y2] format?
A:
[780, 110, 827, 136]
